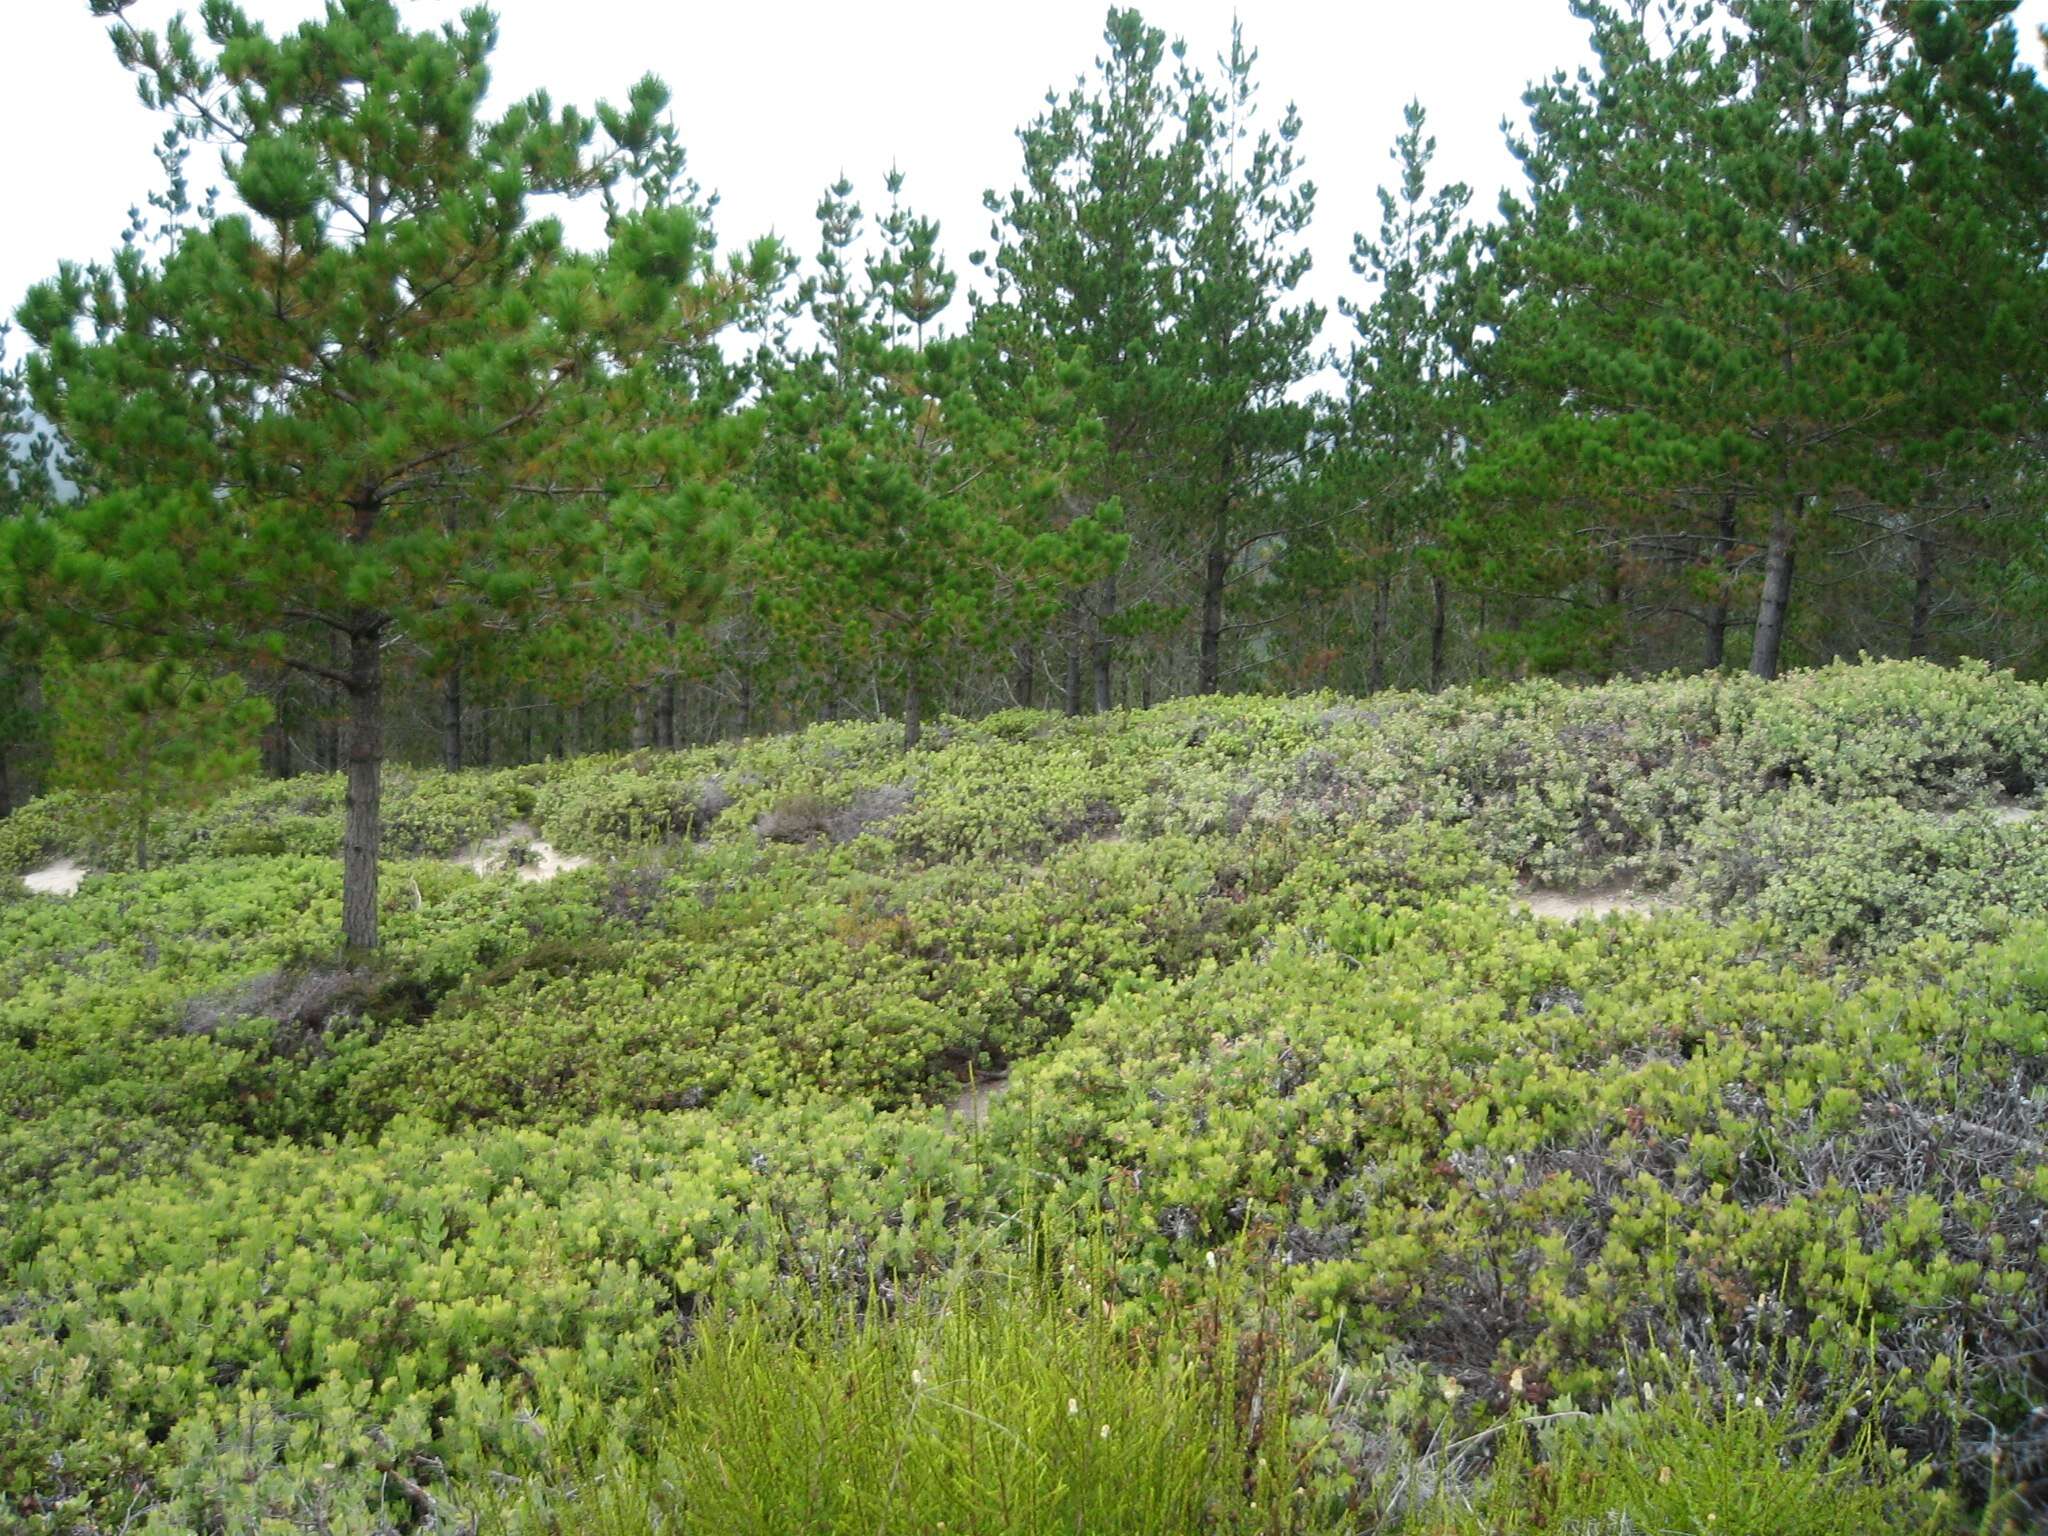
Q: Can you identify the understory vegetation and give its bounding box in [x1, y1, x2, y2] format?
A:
[5, 659, 2046, 1532]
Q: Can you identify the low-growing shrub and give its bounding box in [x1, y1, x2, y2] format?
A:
[1687, 791, 2048, 954]
[9, 659, 2048, 1531]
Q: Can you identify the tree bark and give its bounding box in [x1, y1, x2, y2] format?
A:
[320, 629, 345, 773]
[0, 746, 14, 821]
[902, 669, 923, 750]
[1908, 530, 1936, 659]
[1367, 571, 1392, 694]
[1428, 574, 1449, 693]
[1198, 506, 1229, 696]
[341, 618, 386, 952]
[1091, 570, 1117, 713]
[1064, 597, 1084, 717]
[656, 679, 676, 748]
[631, 687, 653, 750]
[441, 662, 463, 773]
[1014, 642, 1035, 710]
[737, 672, 754, 737]
[1599, 554, 1625, 676]
[262, 677, 290, 779]
[1704, 491, 1737, 671]
[1750, 500, 1798, 681]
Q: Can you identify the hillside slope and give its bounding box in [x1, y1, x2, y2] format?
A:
[5, 659, 2046, 1530]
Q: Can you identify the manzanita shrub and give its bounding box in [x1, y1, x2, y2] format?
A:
[4, 660, 2045, 1530]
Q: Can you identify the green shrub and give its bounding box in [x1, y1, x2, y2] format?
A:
[9, 660, 2048, 1531]
[1687, 791, 2048, 954]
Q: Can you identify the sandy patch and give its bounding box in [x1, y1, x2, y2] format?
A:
[458, 823, 592, 883]
[1518, 886, 1668, 923]
[945, 1074, 1010, 1127]
[22, 858, 88, 897]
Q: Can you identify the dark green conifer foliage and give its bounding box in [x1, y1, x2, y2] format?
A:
[1471, 0, 2048, 682]
[1329, 102, 1475, 694]
[758, 175, 1119, 748]
[9, 1, 756, 948]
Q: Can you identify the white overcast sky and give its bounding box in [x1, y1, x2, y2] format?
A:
[5, 0, 2046, 365]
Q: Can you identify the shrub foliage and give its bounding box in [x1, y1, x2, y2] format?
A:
[4, 660, 2046, 1531]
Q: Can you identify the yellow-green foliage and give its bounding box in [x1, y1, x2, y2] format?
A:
[4, 660, 2046, 1530]
[503, 1264, 1318, 1536]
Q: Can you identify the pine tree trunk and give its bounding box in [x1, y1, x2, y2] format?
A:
[1064, 597, 1084, 716]
[1908, 531, 1936, 659]
[738, 673, 754, 737]
[263, 678, 289, 778]
[1704, 491, 1737, 671]
[476, 698, 492, 769]
[1198, 510, 1228, 696]
[1429, 574, 1449, 693]
[1367, 571, 1392, 694]
[1600, 556, 1625, 675]
[341, 619, 386, 952]
[1092, 570, 1117, 713]
[1750, 501, 1798, 682]
[657, 678, 676, 748]
[631, 688, 652, 750]
[903, 669, 923, 751]
[1015, 642, 1035, 710]
[441, 663, 463, 773]
[1, 746, 13, 821]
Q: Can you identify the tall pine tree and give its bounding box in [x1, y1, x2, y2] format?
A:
[1471, 0, 2048, 681]
[9, 1, 760, 948]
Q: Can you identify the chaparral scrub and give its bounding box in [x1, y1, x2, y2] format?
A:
[4, 660, 2045, 1532]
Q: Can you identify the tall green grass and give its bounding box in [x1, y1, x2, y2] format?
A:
[1423, 1368, 1950, 1536]
[496, 1262, 1325, 1536]
[489, 1256, 1973, 1536]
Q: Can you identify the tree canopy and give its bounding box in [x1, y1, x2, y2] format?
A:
[4, 0, 2044, 950]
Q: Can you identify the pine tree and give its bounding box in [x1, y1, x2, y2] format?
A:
[8, 1, 758, 948]
[1859, 1, 2048, 661]
[757, 175, 1116, 748]
[977, 8, 1210, 710]
[0, 328, 58, 817]
[45, 657, 269, 869]
[1470, 0, 2048, 681]
[1329, 102, 1474, 693]
[1174, 24, 1320, 696]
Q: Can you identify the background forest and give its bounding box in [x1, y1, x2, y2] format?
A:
[2, 0, 2045, 950]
